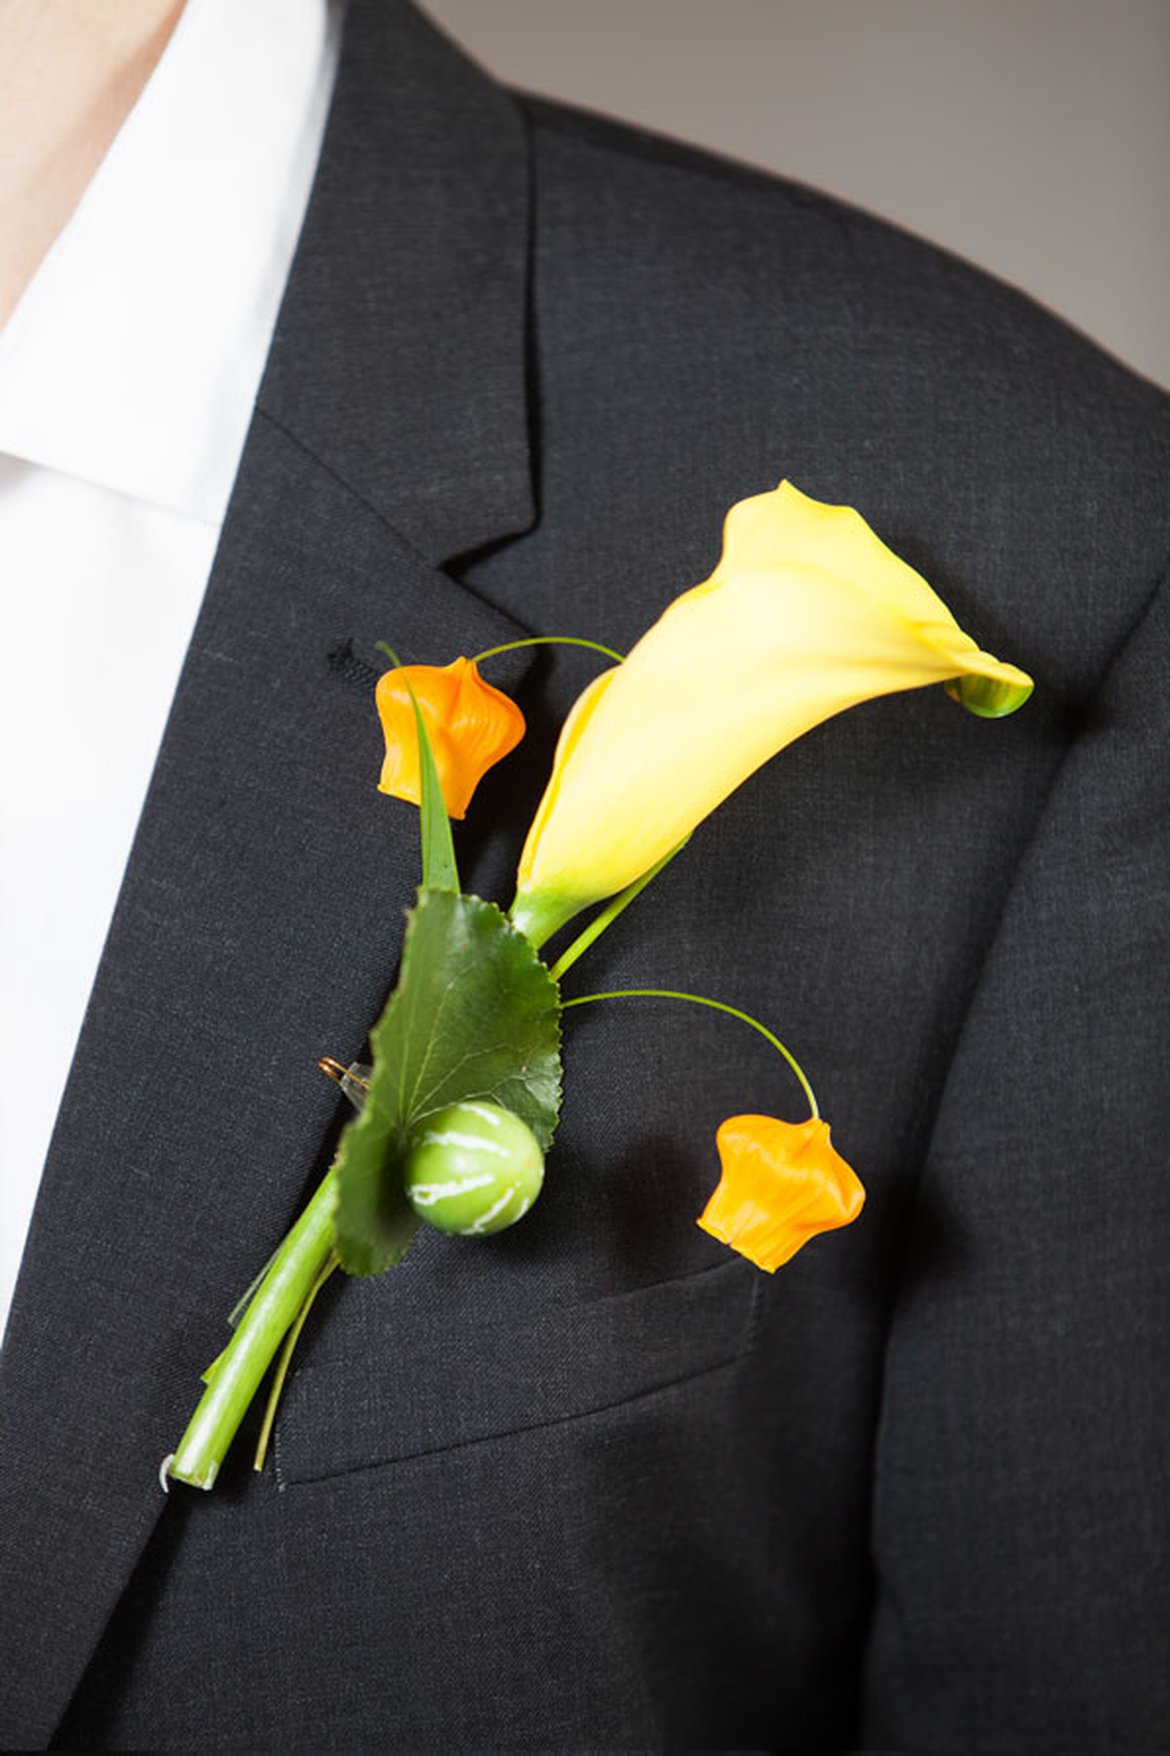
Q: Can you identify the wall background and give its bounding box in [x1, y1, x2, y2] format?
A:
[421, 0, 1169, 390]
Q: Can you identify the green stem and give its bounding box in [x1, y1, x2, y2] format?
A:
[252, 1252, 338, 1474]
[470, 635, 624, 666]
[548, 841, 689, 983]
[165, 1168, 337, 1490]
[225, 1241, 281, 1334]
[374, 644, 459, 891]
[561, 988, 819, 1119]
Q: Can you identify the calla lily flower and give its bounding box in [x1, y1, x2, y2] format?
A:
[509, 481, 1032, 945]
[698, 1114, 864, 1271]
[376, 658, 525, 820]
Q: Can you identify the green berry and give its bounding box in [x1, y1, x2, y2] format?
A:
[402, 1101, 544, 1235]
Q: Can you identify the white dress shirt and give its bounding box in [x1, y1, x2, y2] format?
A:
[0, 0, 342, 1341]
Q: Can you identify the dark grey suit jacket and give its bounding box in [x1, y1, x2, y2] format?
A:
[3, 1, 1167, 1747]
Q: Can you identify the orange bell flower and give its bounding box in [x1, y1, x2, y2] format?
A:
[697, 1114, 865, 1272]
[376, 658, 525, 820]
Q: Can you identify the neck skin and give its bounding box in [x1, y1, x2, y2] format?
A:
[0, 0, 185, 329]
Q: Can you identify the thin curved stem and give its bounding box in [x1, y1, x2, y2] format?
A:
[253, 1252, 339, 1474]
[470, 635, 624, 666]
[548, 840, 689, 983]
[561, 988, 819, 1119]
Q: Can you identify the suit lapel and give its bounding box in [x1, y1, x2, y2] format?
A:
[258, 0, 534, 562]
[0, 3, 536, 1743]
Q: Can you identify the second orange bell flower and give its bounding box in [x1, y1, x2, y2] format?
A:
[376, 658, 525, 820]
[698, 1114, 865, 1271]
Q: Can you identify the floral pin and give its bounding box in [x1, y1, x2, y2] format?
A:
[163, 481, 1031, 1491]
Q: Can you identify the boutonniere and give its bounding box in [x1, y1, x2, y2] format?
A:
[163, 481, 1031, 1491]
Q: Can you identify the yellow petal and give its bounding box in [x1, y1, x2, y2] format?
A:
[511, 481, 1031, 943]
[376, 658, 525, 820]
[697, 1113, 864, 1272]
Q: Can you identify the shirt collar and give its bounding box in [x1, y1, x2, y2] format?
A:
[0, 0, 341, 525]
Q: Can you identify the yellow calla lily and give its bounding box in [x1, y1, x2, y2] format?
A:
[510, 480, 1032, 946]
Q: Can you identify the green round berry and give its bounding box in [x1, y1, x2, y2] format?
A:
[403, 1101, 545, 1236]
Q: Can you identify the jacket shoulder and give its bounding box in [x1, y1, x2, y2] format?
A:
[518, 91, 1165, 421]
[514, 92, 1170, 687]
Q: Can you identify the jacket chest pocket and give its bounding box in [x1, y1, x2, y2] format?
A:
[273, 1248, 762, 1486]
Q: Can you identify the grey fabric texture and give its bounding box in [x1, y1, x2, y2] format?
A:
[0, 0, 1165, 1747]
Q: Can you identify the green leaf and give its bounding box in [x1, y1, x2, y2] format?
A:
[381, 890, 563, 1146]
[333, 889, 562, 1274]
[330, 1098, 421, 1278]
[411, 690, 459, 892]
[373, 640, 458, 891]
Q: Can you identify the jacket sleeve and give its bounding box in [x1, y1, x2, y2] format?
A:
[860, 554, 1170, 1749]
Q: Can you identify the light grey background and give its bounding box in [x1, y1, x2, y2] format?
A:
[421, 0, 1169, 390]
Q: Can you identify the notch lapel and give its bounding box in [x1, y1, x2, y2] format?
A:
[0, 3, 536, 1743]
[259, 0, 534, 562]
